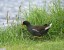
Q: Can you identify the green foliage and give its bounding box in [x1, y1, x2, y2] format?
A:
[0, 0, 64, 48]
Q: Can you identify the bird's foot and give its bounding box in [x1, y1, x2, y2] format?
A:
[33, 36, 42, 38]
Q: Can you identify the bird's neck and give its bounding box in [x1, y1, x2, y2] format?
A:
[26, 24, 32, 27]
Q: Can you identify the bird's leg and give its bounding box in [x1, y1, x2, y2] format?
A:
[37, 36, 42, 38]
[33, 36, 42, 39]
[33, 36, 39, 38]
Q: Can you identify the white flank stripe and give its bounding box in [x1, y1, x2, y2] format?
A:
[32, 29, 39, 32]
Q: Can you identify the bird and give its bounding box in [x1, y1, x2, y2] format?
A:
[22, 21, 52, 37]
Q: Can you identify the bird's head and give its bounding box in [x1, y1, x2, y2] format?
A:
[22, 21, 31, 26]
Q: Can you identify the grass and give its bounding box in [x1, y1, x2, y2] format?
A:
[0, 0, 64, 50]
[1, 40, 64, 50]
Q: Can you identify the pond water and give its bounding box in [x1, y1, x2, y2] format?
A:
[0, 0, 64, 27]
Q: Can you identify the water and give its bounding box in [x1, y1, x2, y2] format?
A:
[0, 0, 64, 27]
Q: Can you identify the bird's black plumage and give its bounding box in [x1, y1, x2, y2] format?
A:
[22, 21, 52, 36]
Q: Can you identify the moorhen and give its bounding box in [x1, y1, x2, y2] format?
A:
[22, 21, 52, 37]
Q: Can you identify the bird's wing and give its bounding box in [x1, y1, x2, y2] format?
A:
[33, 26, 45, 31]
[34, 23, 52, 31]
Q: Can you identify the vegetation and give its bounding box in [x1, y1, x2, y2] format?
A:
[0, 0, 64, 50]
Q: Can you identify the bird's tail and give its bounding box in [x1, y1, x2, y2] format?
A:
[45, 23, 52, 30]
